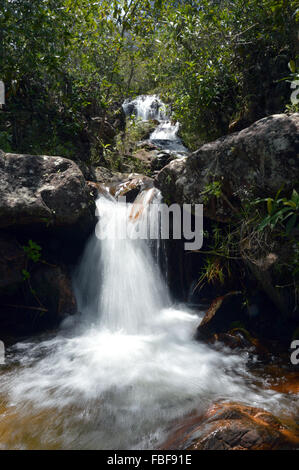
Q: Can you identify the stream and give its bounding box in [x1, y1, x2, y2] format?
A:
[0, 96, 297, 450]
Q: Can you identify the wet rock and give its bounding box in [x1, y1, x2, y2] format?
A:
[136, 141, 159, 151]
[264, 367, 299, 394]
[150, 151, 177, 172]
[163, 403, 299, 450]
[86, 181, 101, 200]
[209, 331, 252, 350]
[156, 113, 299, 222]
[196, 291, 243, 340]
[0, 151, 95, 237]
[209, 329, 270, 357]
[114, 175, 154, 202]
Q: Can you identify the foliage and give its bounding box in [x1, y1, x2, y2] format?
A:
[255, 189, 299, 235]
[144, 0, 298, 148]
[23, 240, 42, 264]
[283, 60, 299, 112]
[21, 240, 42, 282]
[202, 181, 222, 203]
[194, 183, 299, 317]
[0, 0, 297, 159]
[21, 240, 47, 311]
[194, 225, 235, 290]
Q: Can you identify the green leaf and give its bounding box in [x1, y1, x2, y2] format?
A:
[291, 189, 299, 205]
[283, 201, 297, 209]
[22, 269, 30, 281]
[267, 198, 273, 215]
[289, 60, 296, 73]
[286, 214, 297, 235]
[258, 214, 271, 231]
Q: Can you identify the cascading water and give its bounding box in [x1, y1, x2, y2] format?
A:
[123, 95, 188, 153]
[74, 188, 169, 333]
[0, 188, 294, 450]
[0, 97, 297, 450]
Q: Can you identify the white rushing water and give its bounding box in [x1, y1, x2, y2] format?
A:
[123, 95, 188, 153]
[0, 188, 292, 450]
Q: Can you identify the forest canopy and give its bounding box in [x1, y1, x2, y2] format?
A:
[1, 0, 298, 157]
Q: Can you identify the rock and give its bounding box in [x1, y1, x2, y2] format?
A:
[136, 141, 159, 151]
[209, 331, 253, 350]
[132, 148, 157, 170]
[74, 160, 97, 182]
[94, 166, 115, 183]
[90, 116, 119, 144]
[209, 329, 269, 357]
[163, 402, 299, 450]
[0, 260, 76, 336]
[86, 181, 101, 200]
[155, 156, 187, 203]
[265, 368, 299, 394]
[245, 257, 289, 316]
[29, 265, 77, 319]
[150, 151, 177, 172]
[113, 174, 154, 202]
[156, 113, 299, 222]
[196, 291, 243, 340]
[112, 105, 126, 134]
[0, 235, 26, 296]
[0, 151, 95, 237]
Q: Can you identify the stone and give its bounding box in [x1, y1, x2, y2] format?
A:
[162, 402, 299, 450]
[113, 175, 154, 202]
[196, 291, 243, 340]
[0, 151, 95, 237]
[156, 113, 299, 222]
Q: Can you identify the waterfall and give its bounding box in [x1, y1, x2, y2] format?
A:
[74, 188, 169, 333]
[0, 96, 293, 450]
[123, 95, 167, 121]
[123, 95, 188, 153]
[0, 186, 288, 450]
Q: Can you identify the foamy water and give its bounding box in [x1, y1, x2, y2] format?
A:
[0, 193, 294, 450]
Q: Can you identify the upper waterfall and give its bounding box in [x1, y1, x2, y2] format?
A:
[122, 95, 188, 154]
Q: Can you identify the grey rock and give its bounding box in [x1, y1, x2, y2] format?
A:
[156, 113, 299, 222]
[0, 151, 95, 235]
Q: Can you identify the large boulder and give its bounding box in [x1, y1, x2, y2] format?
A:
[0, 151, 95, 236]
[156, 113, 299, 222]
[0, 234, 77, 337]
[163, 402, 299, 450]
